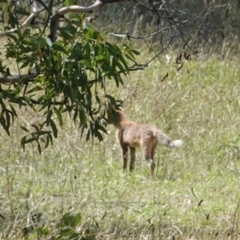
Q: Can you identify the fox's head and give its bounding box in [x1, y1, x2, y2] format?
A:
[102, 101, 126, 127]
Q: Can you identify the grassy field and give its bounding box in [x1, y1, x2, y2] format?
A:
[1, 51, 240, 239]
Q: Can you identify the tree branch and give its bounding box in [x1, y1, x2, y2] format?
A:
[0, 73, 36, 84]
[0, 13, 37, 38]
[49, 0, 104, 42]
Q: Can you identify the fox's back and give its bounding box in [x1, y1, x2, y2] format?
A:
[117, 120, 158, 148]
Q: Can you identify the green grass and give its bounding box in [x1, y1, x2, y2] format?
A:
[1, 55, 240, 239]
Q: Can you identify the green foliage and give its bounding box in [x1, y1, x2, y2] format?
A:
[0, 11, 139, 152]
[59, 212, 82, 229]
[22, 211, 96, 239]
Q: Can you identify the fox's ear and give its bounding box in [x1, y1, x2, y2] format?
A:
[116, 101, 124, 110]
[105, 100, 121, 111]
[106, 101, 113, 109]
[105, 101, 115, 114]
[104, 101, 115, 123]
[112, 101, 124, 111]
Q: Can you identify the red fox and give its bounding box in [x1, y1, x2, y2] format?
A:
[105, 104, 183, 177]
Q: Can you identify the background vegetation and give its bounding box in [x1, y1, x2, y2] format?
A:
[1, 53, 240, 239]
[1, 0, 240, 239]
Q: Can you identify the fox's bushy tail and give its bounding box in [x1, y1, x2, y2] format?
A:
[154, 130, 183, 148]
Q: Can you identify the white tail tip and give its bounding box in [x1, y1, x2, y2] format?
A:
[170, 139, 183, 148]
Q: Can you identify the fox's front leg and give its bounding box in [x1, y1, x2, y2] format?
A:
[121, 144, 128, 170]
[130, 147, 136, 172]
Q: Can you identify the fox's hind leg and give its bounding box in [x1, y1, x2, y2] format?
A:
[149, 142, 158, 176]
[140, 140, 157, 177]
[130, 147, 136, 172]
